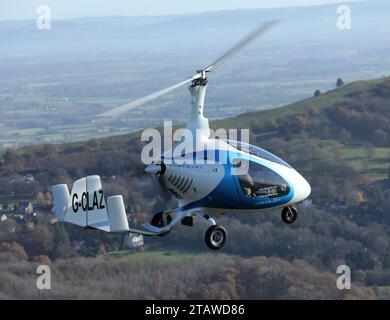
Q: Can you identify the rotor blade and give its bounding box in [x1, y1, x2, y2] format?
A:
[204, 20, 280, 73]
[97, 21, 279, 118]
[98, 76, 197, 118]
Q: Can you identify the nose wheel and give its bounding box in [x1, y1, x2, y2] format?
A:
[205, 225, 227, 250]
[281, 206, 297, 224]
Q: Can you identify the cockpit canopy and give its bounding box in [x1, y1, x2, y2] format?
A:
[233, 159, 290, 198]
[225, 140, 292, 199]
[224, 139, 292, 168]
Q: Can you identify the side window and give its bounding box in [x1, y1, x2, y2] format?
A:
[236, 160, 290, 198]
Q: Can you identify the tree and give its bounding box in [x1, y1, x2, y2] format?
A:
[52, 224, 75, 259]
[373, 129, 388, 146]
[340, 129, 352, 143]
[295, 115, 309, 132]
[314, 90, 321, 97]
[346, 191, 365, 207]
[336, 78, 345, 87]
[0, 242, 28, 261]
[264, 119, 279, 131]
[87, 138, 101, 149]
[21, 226, 54, 257]
[249, 119, 262, 134]
[36, 192, 46, 206]
[3, 149, 24, 172]
[42, 144, 59, 156]
[346, 250, 377, 270]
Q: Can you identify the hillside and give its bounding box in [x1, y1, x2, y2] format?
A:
[0, 251, 376, 299]
[216, 77, 390, 179]
[0, 77, 390, 299]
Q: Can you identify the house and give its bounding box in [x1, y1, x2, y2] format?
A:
[10, 173, 34, 183]
[0, 214, 7, 222]
[25, 174, 34, 182]
[123, 233, 144, 249]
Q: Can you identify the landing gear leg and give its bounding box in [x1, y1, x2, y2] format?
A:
[281, 206, 298, 224]
[150, 212, 171, 236]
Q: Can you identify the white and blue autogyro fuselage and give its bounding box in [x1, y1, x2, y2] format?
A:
[145, 77, 311, 218]
[147, 138, 311, 215]
[51, 21, 311, 250]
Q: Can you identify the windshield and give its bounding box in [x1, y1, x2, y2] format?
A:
[235, 160, 290, 198]
[224, 139, 292, 168]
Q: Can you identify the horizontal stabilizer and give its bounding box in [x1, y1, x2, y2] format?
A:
[127, 225, 168, 236]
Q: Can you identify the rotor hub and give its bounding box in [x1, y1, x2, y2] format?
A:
[191, 74, 208, 87]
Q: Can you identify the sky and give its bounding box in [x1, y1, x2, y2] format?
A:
[0, 0, 362, 21]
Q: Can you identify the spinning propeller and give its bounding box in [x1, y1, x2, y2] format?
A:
[98, 20, 280, 118]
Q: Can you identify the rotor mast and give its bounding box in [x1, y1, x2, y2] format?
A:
[187, 71, 210, 139]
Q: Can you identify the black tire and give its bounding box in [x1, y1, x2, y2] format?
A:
[205, 225, 227, 250]
[281, 206, 297, 224]
[151, 212, 170, 237]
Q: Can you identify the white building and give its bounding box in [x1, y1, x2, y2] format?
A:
[123, 233, 144, 249]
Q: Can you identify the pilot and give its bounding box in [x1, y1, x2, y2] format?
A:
[239, 173, 255, 197]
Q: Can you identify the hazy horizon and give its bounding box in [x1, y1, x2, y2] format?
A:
[0, 0, 363, 22]
[0, 0, 388, 149]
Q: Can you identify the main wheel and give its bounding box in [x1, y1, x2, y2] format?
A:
[151, 212, 171, 236]
[281, 206, 297, 224]
[205, 225, 227, 250]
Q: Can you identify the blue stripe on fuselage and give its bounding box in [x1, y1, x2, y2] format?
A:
[182, 149, 294, 211]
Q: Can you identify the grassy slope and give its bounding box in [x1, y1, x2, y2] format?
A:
[213, 78, 390, 178]
[215, 78, 387, 127]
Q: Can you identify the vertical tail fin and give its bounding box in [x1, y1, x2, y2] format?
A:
[52, 184, 70, 222]
[106, 195, 130, 232]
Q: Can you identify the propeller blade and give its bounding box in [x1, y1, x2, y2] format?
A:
[204, 20, 280, 73]
[98, 76, 197, 118]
